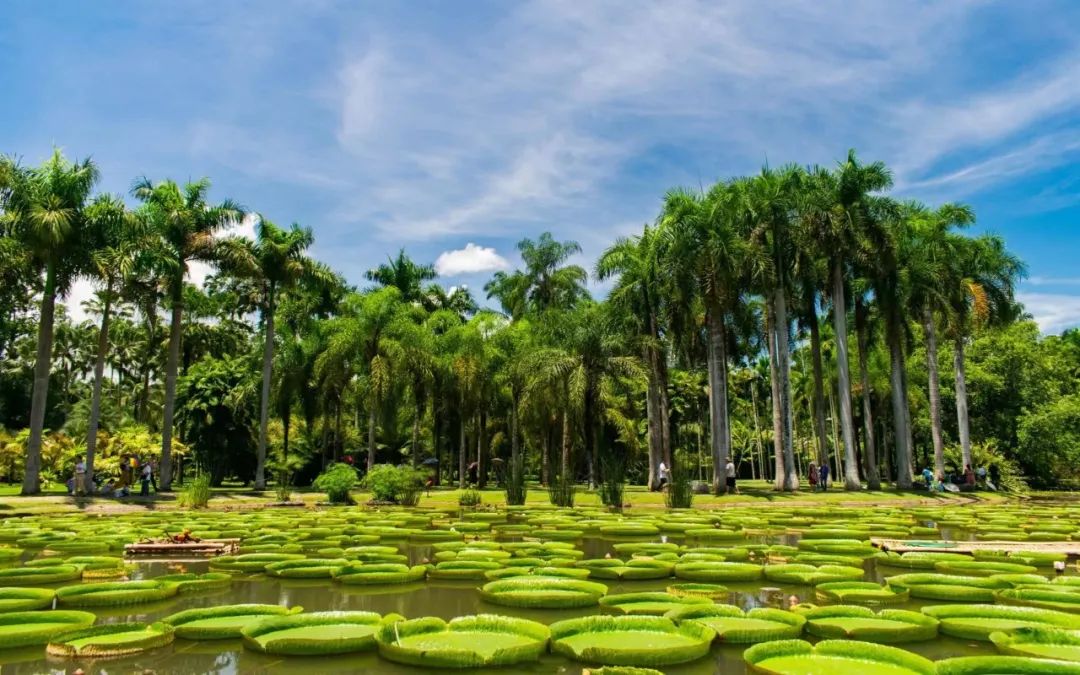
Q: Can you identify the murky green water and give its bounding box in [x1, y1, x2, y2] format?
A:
[0, 533, 1004, 674]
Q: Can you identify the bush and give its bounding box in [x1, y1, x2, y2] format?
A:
[274, 470, 293, 503]
[665, 463, 693, 509]
[504, 452, 527, 506]
[315, 463, 359, 504]
[600, 454, 626, 510]
[179, 473, 211, 508]
[359, 464, 426, 504]
[459, 488, 482, 507]
[548, 472, 575, 507]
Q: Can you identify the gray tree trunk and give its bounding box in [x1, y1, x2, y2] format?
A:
[856, 300, 880, 489]
[560, 398, 572, 477]
[412, 395, 422, 468]
[923, 307, 945, 479]
[832, 262, 860, 489]
[159, 293, 184, 491]
[86, 281, 114, 492]
[255, 290, 275, 490]
[767, 304, 784, 490]
[24, 263, 58, 495]
[458, 394, 467, 488]
[954, 338, 973, 470]
[645, 360, 660, 489]
[773, 288, 797, 491]
[705, 302, 731, 494]
[367, 401, 377, 470]
[750, 377, 766, 482]
[887, 312, 913, 488]
[807, 302, 830, 468]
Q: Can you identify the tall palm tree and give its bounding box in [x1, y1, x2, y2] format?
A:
[217, 218, 331, 489]
[1, 150, 100, 494]
[596, 225, 673, 489]
[800, 151, 893, 489]
[662, 185, 757, 493]
[132, 177, 245, 489]
[491, 233, 588, 316]
[366, 249, 436, 304]
[83, 195, 143, 489]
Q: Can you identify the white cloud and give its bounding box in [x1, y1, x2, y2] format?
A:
[434, 243, 510, 276]
[1018, 292, 1080, 334]
[1027, 277, 1080, 287]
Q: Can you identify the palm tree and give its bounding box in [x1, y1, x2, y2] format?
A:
[1, 150, 100, 494]
[596, 225, 673, 489]
[366, 249, 436, 304]
[83, 195, 143, 489]
[217, 217, 331, 489]
[317, 287, 409, 470]
[132, 177, 245, 490]
[489, 233, 587, 317]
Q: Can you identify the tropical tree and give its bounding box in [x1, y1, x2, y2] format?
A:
[217, 217, 330, 489]
[132, 177, 245, 490]
[1, 150, 100, 494]
[366, 249, 436, 304]
[488, 232, 587, 316]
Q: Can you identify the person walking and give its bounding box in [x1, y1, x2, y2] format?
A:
[819, 463, 830, 491]
[725, 458, 738, 494]
[657, 461, 670, 491]
[808, 462, 818, 490]
[140, 460, 153, 496]
[74, 456, 87, 496]
[149, 459, 159, 492]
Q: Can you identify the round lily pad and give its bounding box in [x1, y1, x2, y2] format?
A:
[816, 581, 909, 604]
[577, 559, 674, 581]
[885, 573, 1009, 602]
[55, 579, 179, 607]
[333, 562, 428, 585]
[666, 583, 728, 600]
[0, 610, 97, 649]
[155, 572, 233, 593]
[163, 604, 303, 639]
[743, 638, 936, 674]
[242, 610, 397, 655]
[0, 587, 55, 612]
[0, 564, 82, 586]
[46, 621, 174, 659]
[935, 655, 1080, 674]
[550, 615, 714, 667]
[209, 552, 306, 573]
[673, 561, 763, 582]
[991, 627, 1080, 662]
[997, 588, 1080, 613]
[428, 560, 504, 581]
[264, 558, 347, 579]
[764, 564, 864, 585]
[794, 605, 938, 643]
[664, 604, 804, 643]
[375, 614, 549, 668]
[921, 604, 1080, 641]
[599, 592, 712, 616]
[481, 576, 608, 609]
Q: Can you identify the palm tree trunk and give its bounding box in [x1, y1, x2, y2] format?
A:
[705, 300, 732, 494]
[23, 262, 58, 495]
[832, 262, 860, 489]
[750, 377, 765, 482]
[255, 290, 275, 490]
[510, 391, 520, 469]
[541, 419, 551, 486]
[561, 395, 572, 478]
[807, 301, 829, 469]
[923, 307, 945, 479]
[412, 393, 422, 468]
[954, 338, 973, 470]
[86, 280, 114, 492]
[159, 289, 184, 491]
[886, 308, 913, 489]
[855, 299, 880, 489]
[767, 304, 784, 490]
[477, 411, 487, 488]
[458, 398, 467, 489]
[658, 357, 673, 470]
[828, 384, 843, 478]
[645, 362, 660, 489]
[334, 401, 343, 463]
[773, 288, 797, 491]
[365, 399, 377, 469]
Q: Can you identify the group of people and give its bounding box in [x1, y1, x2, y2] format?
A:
[653, 459, 739, 494]
[807, 461, 831, 491]
[922, 463, 1000, 493]
[67, 455, 157, 497]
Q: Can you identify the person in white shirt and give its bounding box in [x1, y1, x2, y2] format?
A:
[725, 459, 738, 494]
[74, 456, 86, 496]
[140, 461, 153, 496]
[657, 461, 670, 491]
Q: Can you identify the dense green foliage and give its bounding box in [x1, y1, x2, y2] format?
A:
[315, 463, 359, 504]
[4, 146, 1079, 496]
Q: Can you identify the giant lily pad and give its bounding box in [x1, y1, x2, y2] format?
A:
[155, 572, 232, 594]
[673, 561, 763, 582]
[991, 627, 1080, 662]
[666, 583, 728, 600]
[242, 610, 398, 655]
[885, 573, 1009, 602]
[743, 638, 935, 674]
[481, 576, 608, 609]
[935, 655, 1080, 674]
[332, 562, 428, 585]
[577, 559, 674, 581]
[264, 558, 347, 579]
[209, 552, 306, 573]
[763, 564, 864, 585]
[0, 564, 81, 586]
[0, 587, 55, 612]
[794, 604, 938, 643]
[163, 604, 303, 639]
[0, 610, 96, 649]
[921, 604, 1080, 641]
[816, 581, 909, 604]
[665, 604, 804, 643]
[55, 579, 178, 607]
[375, 614, 549, 668]
[550, 615, 714, 667]
[599, 592, 712, 616]
[997, 588, 1080, 613]
[46, 621, 174, 658]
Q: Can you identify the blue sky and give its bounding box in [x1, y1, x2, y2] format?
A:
[3, 1, 1079, 331]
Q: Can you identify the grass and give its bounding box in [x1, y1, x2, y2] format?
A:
[0, 479, 1009, 516]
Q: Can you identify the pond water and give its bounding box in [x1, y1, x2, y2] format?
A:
[0, 529, 1013, 675]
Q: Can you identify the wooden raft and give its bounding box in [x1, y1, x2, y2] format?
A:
[124, 538, 239, 557]
[871, 538, 1080, 557]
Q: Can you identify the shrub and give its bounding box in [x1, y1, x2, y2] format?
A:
[600, 454, 626, 510]
[179, 473, 212, 508]
[274, 470, 293, 503]
[665, 462, 693, 509]
[360, 464, 425, 504]
[459, 488, 482, 507]
[548, 472, 575, 507]
[504, 452, 527, 506]
[315, 463, 359, 504]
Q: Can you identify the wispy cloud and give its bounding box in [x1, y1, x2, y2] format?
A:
[1018, 292, 1080, 334]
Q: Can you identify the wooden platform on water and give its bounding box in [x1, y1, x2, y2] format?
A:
[871, 539, 1080, 556]
[124, 538, 239, 558]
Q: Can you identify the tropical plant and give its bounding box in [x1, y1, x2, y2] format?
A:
[314, 462, 358, 504]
